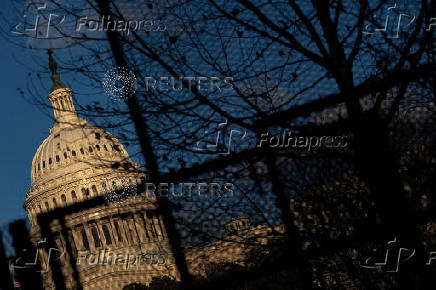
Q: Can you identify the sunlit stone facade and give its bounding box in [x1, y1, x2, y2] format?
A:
[24, 85, 179, 289]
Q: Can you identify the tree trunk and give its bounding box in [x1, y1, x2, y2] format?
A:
[94, 1, 192, 288]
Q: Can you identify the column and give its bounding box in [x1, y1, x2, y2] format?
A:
[84, 224, 95, 252]
[109, 217, 122, 247]
[133, 212, 149, 243]
[143, 211, 156, 240]
[152, 214, 163, 240]
[157, 215, 167, 240]
[126, 215, 139, 244]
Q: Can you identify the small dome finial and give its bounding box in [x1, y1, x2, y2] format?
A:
[47, 49, 66, 92]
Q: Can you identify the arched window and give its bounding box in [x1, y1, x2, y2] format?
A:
[45, 201, 50, 210]
[72, 150, 76, 156]
[95, 132, 101, 139]
[82, 188, 90, 197]
[102, 183, 107, 190]
[113, 145, 121, 152]
[52, 198, 57, 207]
[64, 152, 67, 159]
[61, 99, 65, 110]
[71, 190, 77, 201]
[38, 164, 40, 171]
[103, 145, 108, 151]
[49, 158, 52, 165]
[80, 148, 84, 154]
[92, 185, 98, 195]
[114, 221, 123, 242]
[61, 194, 67, 204]
[56, 155, 60, 162]
[81, 229, 90, 250]
[43, 161, 46, 168]
[102, 225, 112, 245]
[88, 146, 93, 153]
[91, 227, 101, 248]
[95, 144, 100, 151]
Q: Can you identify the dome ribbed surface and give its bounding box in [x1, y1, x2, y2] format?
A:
[31, 122, 130, 187]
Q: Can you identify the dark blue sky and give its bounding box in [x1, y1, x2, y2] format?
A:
[0, 40, 53, 227]
[0, 0, 424, 228]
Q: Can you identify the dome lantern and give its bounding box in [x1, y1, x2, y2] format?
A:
[47, 50, 78, 125]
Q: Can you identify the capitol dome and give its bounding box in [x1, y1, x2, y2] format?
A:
[30, 88, 132, 187]
[23, 53, 178, 290]
[24, 55, 145, 225]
